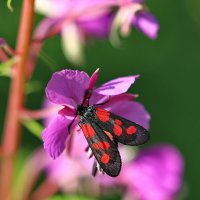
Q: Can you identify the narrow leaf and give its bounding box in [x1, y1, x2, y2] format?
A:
[7, 0, 14, 12]
[22, 119, 43, 140]
[26, 80, 42, 94]
[0, 58, 16, 77]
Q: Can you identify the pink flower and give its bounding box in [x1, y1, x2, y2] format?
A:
[97, 144, 184, 200]
[42, 68, 150, 161]
[45, 132, 93, 192]
[133, 11, 159, 39]
[34, 0, 159, 63]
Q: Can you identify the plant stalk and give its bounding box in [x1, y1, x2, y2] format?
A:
[0, 0, 35, 199]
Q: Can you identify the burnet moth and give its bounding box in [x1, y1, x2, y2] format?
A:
[73, 89, 150, 177]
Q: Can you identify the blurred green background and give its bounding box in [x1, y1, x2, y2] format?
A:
[1, 0, 200, 199]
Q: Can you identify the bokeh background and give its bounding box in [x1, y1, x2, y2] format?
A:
[1, 0, 200, 199]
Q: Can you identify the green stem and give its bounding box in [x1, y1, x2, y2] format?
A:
[0, 0, 35, 199]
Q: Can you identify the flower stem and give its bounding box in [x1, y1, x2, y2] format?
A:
[0, 0, 35, 199]
[29, 179, 59, 200]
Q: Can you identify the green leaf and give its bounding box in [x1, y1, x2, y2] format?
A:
[0, 58, 15, 77]
[26, 80, 42, 94]
[22, 119, 43, 140]
[12, 149, 31, 200]
[7, 0, 14, 12]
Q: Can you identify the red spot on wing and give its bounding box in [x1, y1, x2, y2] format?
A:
[96, 108, 110, 123]
[97, 114, 110, 122]
[93, 143, 99, 150]
[96, 107, 109, 113]
[113, 124, 122, 136]
[98, 141, 110, 150]
[126, 126, 137, 135]
[101, 153, 110, 164]
[115, 119, 122, 125]
[81, 123, 95, 138]
[93, 141, 110, 150]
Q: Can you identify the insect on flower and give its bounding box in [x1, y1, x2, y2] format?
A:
[72, 86, 150, 177]
[43, 69, 150, 177]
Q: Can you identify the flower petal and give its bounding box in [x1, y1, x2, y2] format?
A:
[90, 92, 136, 106]
[45, 132, 93, 192]
[103, 98, 150, 129]
[132, 0, 144, 3]
[0, 38, 6, 46]
[102, 93, 136, 106]
[35, 0, 70, 18]
[86, 68, 99, 91]
[95, 75, 139, 95]
[122, 144, 184, 200]
[61, 23, 84, 65]
[42, 115, 72, 159]
[133, 11, 159, 40]
[34, 18, 59, 39]
[78, 12, 113, 38]
[46, 69, 89, 106]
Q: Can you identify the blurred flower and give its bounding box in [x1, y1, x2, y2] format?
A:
[110, 0, 159, 45]
[97, 144, 184, 200]
[34, 0, 159, 64]
[31, 143, 184, 199]
[35, 0, 116, 64]
[133, 11, 159, 39]
[122, 144, 184, 200]
[45, 132, 93, 192]
[38, 69, 184, 199]
[0, 38, 6, 46]
[42, 68, 150, 162]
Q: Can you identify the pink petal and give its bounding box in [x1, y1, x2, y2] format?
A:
[45, 133, 93, 192]
[42, 115, 72, 159]
[104, 99, 150, 129]
[0, 38, 6, 46]
[102, 93, 136, 106]
[78, 12, 113, 38]
[34, 18, 59, 39]
[90, 91, 106, 105]
[133, 11, 159, 40]
[86, 68, 99, 91]
[90, 92, 136, 106]
[123, 144, 184, 200]
[46, 69, 89, 106]
[27, 18, 60, 78]
[95, 75, 139, 95]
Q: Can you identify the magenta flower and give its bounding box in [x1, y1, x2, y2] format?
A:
[42, 69, 150, 161]
[133, 11, 159, 39]
[122, 144, 184, 200]
[97, 144, 184, 200]
[45, 132, 93, 192]
[110, 0, 159, 43]
[34, 0, 159, 64]
[35, 0, 117, 64]
[0, 38, 5, 46]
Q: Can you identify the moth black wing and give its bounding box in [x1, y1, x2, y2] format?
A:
[95, 107, 150, 146]
[79, 117, 121, 177]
